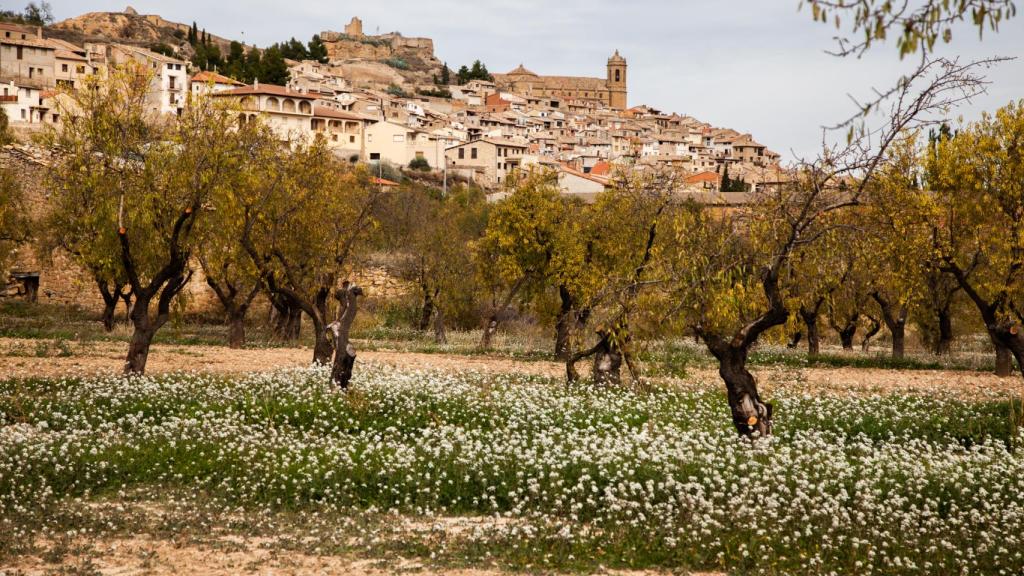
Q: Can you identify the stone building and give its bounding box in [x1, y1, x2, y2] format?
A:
[493, 51, 627, 110]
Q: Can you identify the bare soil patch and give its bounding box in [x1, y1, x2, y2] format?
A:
[1, 337, 1020, 399]
[1, 535, 715, 576]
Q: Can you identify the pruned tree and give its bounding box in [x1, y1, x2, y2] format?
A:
[658, 56, 994, 436]
[473, 171, 568, 350]
[562, 169, 679, 386]
[924, 99, 1024, 377]
[45, 64, 244, 373]
[238, 136, 381, 366]
[195, 120, 277, 348]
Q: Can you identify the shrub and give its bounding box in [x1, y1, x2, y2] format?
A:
[408, 156, 430, 171]
[383, 57, 409, 70]
[385, 84, 409, 98]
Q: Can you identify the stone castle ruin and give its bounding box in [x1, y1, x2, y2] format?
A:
[319, 17, 441, 75]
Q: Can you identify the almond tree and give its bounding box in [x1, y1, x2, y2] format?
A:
[925, 100, 1024, 377]
[45, 64, 243, 373]
[561, 169, 679, 386]
[660, 58, 992, 436]
[786, 212, 860, 356]
[382, 183, 488, 341]
[237, 136, 380, 373]
[861, 134, 932, 359]
[473, 172, 569, 350]
[195, 121, 276, 348]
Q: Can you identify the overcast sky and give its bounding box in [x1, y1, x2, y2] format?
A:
[41, 0, 1024, 160]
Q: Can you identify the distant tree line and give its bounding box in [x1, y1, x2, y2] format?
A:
[454, 60, 493, 85]
[0, 2, 53, 26]
[182, 23, 333, 86]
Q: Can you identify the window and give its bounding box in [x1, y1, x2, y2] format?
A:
[349, 135, 355, 143]
[615, 69, 620, 82]
[370, 153, 380, 160]
[471, 147, 478, 159]
[168, 76, 176, 90]
[77, 65, 85, 74]
[61, 63, 68, 72]
[367, 134, 373, 143]
[16, 46, 22, 60]
[458, 148, 464, 159]
[393, 134, 405, 142]
[169, 94, 175, 105]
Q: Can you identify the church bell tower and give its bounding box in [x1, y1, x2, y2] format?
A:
[607, 50, 627, 110]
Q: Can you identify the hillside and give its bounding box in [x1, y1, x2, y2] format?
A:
[46, 8, 444, 90]
[47, 6, 236, 57]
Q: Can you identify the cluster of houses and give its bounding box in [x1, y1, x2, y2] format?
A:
[0, 20, 786, 200]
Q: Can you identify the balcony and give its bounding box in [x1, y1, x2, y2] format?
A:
[0, 94, 18, 103]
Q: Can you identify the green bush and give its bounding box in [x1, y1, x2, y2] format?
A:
[408, 156, 430, 171]
[383, 57, 409, 70]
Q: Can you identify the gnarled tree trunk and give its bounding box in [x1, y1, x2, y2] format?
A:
[703, 338, 773, 437]
[433, 307, 447, 344]
[97, 279, 124, 333]
[995, 344, 1013, 377]
[566, 328, 623, 387]
[311, 286, 333, 365]
[554, 285, 574, 360]
[480, 315, 499, 350]
[831, 315, 858, 350]
[935, 308, 954, 355]
[799, 300, 823, 357]
[861, 315, 881, 352]
[873, 292, 908, 359]
[329, 283, 363, 389]
[124, 271, 190, 374]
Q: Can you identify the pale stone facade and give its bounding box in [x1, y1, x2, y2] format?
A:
[493, 51, 627, 110]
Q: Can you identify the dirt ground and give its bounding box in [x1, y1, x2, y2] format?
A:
[1, 337, 1020, 398]
[2, 535, 717, 576]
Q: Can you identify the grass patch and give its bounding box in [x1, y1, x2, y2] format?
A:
[1, 366, 1022, 574]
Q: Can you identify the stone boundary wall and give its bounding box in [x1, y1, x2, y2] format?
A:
[2, 144, 413, 314]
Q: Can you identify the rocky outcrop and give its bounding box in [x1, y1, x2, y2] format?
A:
[319, 24, 443, 88]
[48, 9, 235, 55]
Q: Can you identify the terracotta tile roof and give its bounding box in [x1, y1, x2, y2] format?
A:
[220, 83, 317, 99]
[590, 161, 611, 176]
[559, 163, 610, 185]
[113, 43, 184, 64]
[685, 171, 720, 184]
[191, 71, 244, 86]
[372, 177, 400, 186]
[312, 104, 374, 121]
[505, 64, 538, 76]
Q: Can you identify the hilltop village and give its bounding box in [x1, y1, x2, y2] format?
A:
[1, 10, 784, 197]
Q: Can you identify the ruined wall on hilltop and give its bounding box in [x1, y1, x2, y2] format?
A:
[319, 26, 440, 74]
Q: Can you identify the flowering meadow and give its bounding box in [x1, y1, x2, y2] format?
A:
[2, 364, 1023, 574]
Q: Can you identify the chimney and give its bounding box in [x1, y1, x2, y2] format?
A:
[254, 79, 259, 89]
[36, 26, 42, 39]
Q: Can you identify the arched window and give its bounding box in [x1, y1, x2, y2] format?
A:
[298, 100, 311, 114]
[265, 96, 280, 110]
[282, 99, 296, 113]
[615, 69, 620, 82]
